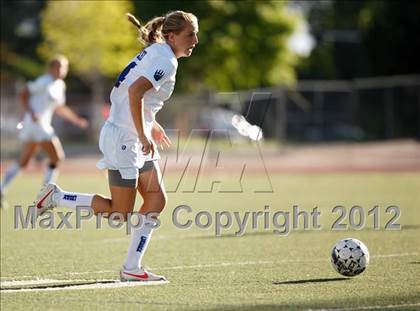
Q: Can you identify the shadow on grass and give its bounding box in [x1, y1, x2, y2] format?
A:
[272, 277, 349, 285]
[0, 280, 117, 291]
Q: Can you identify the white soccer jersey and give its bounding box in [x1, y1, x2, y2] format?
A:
[26, 74, 66, 126]
[19, 74, 66, 141]
[108, 42, 178, 137]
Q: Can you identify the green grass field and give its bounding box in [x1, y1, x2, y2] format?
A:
[1, 172, 420, 310]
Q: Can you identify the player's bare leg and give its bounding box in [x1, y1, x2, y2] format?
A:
[1, 142, 38, 207]
[137, 163, 167, 216]
[19, 142, 39, 168]
[39, 137, 65, 184]
[107, 185, 137, 220]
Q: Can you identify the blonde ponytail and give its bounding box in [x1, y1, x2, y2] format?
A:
[126, 11, 198, 46]
[142, 16, 165, 45]
[126, 12, 141, 29]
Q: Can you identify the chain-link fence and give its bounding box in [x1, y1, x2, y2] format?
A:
[161, 75, 420, 142]
[1, 75, 419, 158]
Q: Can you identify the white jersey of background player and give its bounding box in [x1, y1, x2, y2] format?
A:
[0, 55, 88, 205]
[34, 11, 199, 282]
[20, 72, 65, 141]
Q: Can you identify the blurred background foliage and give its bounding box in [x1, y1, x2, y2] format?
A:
[1, 0, 419, 92]
[298, 0, 420, 79]
[39, 0, 138, 82]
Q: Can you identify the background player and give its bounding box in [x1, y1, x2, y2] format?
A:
[1, 55, 88, 205]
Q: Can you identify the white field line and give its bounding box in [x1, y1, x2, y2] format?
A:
[1, 252, 418, 282]
[0, 270, 116, 281]
[0, 259, 308, 282]
[373, 252, 419, 258]
[307, 302, 420, 311]
[1, 279, 168, 293]
[0, 279, 84, 287]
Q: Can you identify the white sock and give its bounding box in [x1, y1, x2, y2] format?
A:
[44, 165, 59, 184]
[1, 162, 21, 193]
[123, 214, 158, 271]
[53, 190, 94, 209]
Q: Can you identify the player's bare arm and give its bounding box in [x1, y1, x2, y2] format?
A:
[152, 120, 172, 150]
[128, 76, 154, 157]
[54, 105, 88, 129]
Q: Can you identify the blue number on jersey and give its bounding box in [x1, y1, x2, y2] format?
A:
[114, 62, 137, 88]
[114, 50, 147, 88]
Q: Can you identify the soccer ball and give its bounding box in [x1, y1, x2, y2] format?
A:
[331, 238, 370, 277]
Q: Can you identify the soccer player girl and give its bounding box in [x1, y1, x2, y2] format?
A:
[34, 11, 199, 282]
[1, 55, 88, 205]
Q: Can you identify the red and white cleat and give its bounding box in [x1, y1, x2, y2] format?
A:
[120, 267, 167, 282]
[34, 183, 60, 217]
